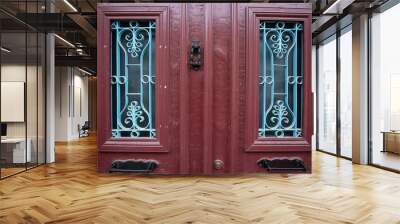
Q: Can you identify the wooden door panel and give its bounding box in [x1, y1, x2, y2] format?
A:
[97, 3, 312, 174]
[186, 3, 207, 174]
[97, 4, 185, 173]
[209, 3, 233, 174]
[244, 5, 313, 151]
[233, 3, 312, 173]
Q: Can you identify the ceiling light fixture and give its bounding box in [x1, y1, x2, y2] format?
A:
[78, 67, 93, 76]
[54, 34, 75, 48]
[63, 0, 78, 12]
[1, 47, 11, 53]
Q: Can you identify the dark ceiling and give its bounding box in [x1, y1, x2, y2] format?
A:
[0, 0, 392, 73]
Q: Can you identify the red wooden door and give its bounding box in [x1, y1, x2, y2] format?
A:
[97, 3, 312, 174]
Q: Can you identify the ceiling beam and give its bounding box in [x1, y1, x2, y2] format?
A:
[67, 13, 97, 46]
[322, 0, 356, 14]
[55, 55, 96, 70]
[52, 0, 97, 47]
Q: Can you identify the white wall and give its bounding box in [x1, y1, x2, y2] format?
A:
[1, 63, 46, 164]
[72, 72, 89, 138]
[1, 82, 25, 122]
[1, 65, 26, 138]
[55, 67, 69, 141]
[55, 67, 89, 141]
[1, 64, 41, 138]
[1, 64, 26, 82]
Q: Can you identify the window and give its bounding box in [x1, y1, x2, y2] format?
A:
[110, 20, 156, 138]
[371, 4, 400, 171]
[317, 36, 337, 154]
[339, 28, 352, 158]
[258, 21, 303, 138]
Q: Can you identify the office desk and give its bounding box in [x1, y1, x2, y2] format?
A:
[382, 131, 400, 154]
[1, 138, 31, 163]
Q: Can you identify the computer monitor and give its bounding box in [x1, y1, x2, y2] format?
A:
[1, 123, 7, 137]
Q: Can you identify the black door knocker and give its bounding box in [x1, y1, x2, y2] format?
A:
[189, 41, 202, 70]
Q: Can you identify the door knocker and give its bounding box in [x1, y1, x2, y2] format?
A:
[189, 41, 202, 70]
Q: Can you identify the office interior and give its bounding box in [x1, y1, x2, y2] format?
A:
[316, 2, 400, 171]
[1, 1, 400, 223]
[0, 0, 399, 176]
[0, 0, 96, 179]
[0, 1, 46, 177]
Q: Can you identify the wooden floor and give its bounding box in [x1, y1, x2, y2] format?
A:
[0, 167, 26, 178]
[1, 136, 400, 224]
[372, 150, 400, 171]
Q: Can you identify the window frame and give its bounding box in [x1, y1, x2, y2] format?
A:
[244, 7, 313, 152]
[97, 5, 170, 153]
[315, 24, 353, 160]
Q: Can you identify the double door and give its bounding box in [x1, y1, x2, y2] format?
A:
[97, 3, 313, 174]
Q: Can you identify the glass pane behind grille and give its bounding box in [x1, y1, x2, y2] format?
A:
[110, 20, 156, 138]
[258, 21, 303, 138]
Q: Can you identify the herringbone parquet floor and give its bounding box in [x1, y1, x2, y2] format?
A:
[1, 135, 400, 224]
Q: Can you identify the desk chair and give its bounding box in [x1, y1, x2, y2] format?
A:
[78, 121, 90, 138]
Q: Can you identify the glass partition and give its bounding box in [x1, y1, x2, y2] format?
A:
[339, 27, 352, 158]
[1, 30, 28, 178]
[0, 0, 46, 179]
[27, 30, 38, 169]
[317, 36, 337, 154]
[371, 4, 400, 171]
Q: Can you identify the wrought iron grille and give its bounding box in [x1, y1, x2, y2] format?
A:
[258, 21, 303, 138]
[110, 20, 156, 138]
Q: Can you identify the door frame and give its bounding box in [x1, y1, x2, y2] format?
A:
[97, 4, 171, 154]
[244, 5, 313, 152]
[97, 3, 313, 174]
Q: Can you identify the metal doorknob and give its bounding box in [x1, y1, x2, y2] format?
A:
[213, 160, 224, 170]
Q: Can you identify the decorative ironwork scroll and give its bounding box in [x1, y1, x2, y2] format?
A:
[258, 21, 303, 138]
[111, 20, 156, 138]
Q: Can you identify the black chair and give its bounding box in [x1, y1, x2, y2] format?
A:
[78, 121, 90, 138]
